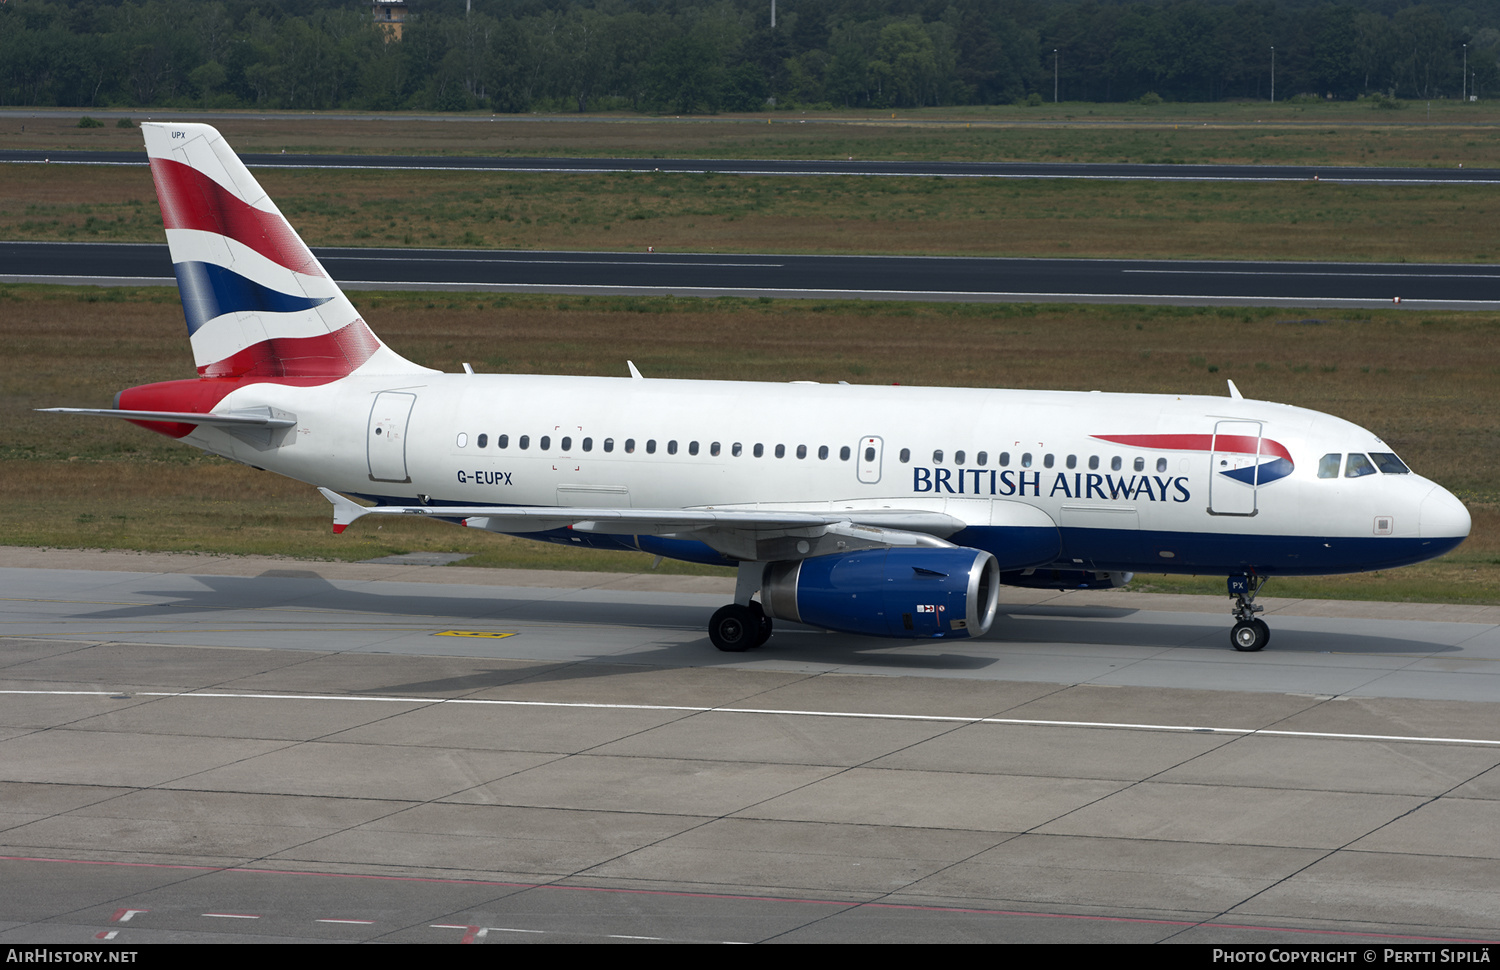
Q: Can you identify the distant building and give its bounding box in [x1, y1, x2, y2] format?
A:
[371, 0, 407, 41]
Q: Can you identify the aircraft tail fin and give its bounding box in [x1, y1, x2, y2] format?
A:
[142, 123, 431, 381]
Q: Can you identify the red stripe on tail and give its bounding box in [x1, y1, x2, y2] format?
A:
[198, 320, 381, 379]
[149, 158, 323, 278]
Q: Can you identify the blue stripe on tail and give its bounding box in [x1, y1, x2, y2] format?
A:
[173, 261, 333, 334]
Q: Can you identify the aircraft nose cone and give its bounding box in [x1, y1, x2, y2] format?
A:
[1420, 485, 1471, 540]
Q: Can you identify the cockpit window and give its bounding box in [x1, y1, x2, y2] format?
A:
[1345, 453, 1377, 478]
[1318, 454, 1342, 479]
[1369, 452, 1410, 474]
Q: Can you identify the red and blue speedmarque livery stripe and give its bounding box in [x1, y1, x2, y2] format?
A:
[1092, 433, 1295, 486]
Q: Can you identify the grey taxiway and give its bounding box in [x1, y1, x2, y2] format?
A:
[2, 547, 1498, 944]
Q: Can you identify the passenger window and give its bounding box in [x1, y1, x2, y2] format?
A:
[1370, 452, 1410, 474]
[976, 451, 987, 466]
[818, 445, 829, 460]
[456, 433, 468, 448]
[933, 449, 944, 464]
[796, 444, 807, 459]
[1134, 457, 1145, 472]
[1088, 455, 1099, 470]
[667, 440, 677, 455]
[646, 439, 657, 454]
[999, 452, 1010, 467]
[1065, 454, 1076, 469]
[560, 436, 571, 451]
[1318, 453, 1341, 479]
[689, 441, 699, 456]
[582, 437, 592, 452]
[842, 446, 852, 461]
[1111, 456, 1122, 471]
[519, 435, 530, 450]
[864, 446, 876, 462]
[540, 436, 551, 450]
[477, 434, 488, 448]
[955, 450, 966, 465]
[1345, 453, 1377, 478]
[710, 442, 720, 456]
[775, 444, 786, 458]
[754, 443, 764, 457]
[1021, 453, 1032, 468]
[603, 437, 614, 453]
[899, 448, 910, 463]
[1156, 457, 1167, 473]
[624, 438, 635, 453]
[733, 442, 743, 457]
[498, 434, 509, 449]
[1044, 454, 1055, 469]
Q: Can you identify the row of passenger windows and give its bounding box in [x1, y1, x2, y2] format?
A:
[457, 432, 856, 461]
[897, 448, 1168, 473]
[456, 432, 1171, 473]
[1318, 452, 1410, 479]
[458, 433, 1413, 482]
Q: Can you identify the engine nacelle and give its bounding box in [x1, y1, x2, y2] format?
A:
[1001, 568, 1134, 590]
[762, 547, 1000, 639]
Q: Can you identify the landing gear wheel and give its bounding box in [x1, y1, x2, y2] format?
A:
[709, 604, 758, 652]
[1227, 574, 1271, 652]
[1231, 619, 1269, 652]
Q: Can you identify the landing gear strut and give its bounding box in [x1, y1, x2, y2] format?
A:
[1228, 574, 1269, 652]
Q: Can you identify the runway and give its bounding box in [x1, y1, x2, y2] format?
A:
[6, 240, 1499, 309]
[2, 548, 1498, 944]
[6, 148, 1497, 185]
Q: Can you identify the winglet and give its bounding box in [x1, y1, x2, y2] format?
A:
[318, 487, 371, 534]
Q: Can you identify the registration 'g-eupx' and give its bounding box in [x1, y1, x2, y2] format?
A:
[46, 124, 1471, 654]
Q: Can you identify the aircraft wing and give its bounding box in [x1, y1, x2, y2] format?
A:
[317, 487, 968, 561]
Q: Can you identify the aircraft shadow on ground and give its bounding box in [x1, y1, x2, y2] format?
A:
[70, 572, 1462, 664]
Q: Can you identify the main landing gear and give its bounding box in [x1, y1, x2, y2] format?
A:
[709, 561, 774, 652]
[1228, 574, 1270, 652]
[709, 601, 773, 652]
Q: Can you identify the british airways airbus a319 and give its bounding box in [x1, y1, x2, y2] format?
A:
[45, 124, 1472, 653]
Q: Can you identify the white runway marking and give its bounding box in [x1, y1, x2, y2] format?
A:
[6, 688, 1496, 747]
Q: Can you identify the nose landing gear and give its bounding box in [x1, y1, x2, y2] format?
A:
[1228, 574, 1269, 651]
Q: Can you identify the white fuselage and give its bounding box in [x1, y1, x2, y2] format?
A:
[179, 373, 1470, 577]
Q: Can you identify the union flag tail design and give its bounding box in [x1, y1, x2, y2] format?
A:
[143, 123, 429, 381]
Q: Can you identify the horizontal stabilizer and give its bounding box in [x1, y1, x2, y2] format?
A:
[39, 406, 297, 429]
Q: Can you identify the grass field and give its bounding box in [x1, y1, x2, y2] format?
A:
[7, 163, 1500, 264]
[4, 285, 1495, 602]
[7, 102, 1500, 167]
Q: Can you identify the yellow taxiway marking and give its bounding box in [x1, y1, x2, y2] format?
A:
[435, 630, 518, 639]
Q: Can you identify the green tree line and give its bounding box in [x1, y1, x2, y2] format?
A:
[3, 0, 1498, 112]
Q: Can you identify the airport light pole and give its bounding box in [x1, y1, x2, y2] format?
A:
[1270, 46, 1275, 103]
[1053, 49, 1059, 103]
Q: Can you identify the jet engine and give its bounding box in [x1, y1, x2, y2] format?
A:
[761, 547, 1000, 639]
